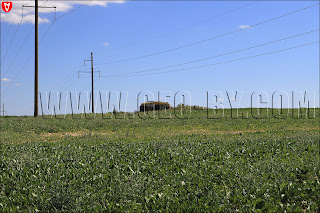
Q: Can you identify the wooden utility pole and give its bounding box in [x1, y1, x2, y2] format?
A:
[22, 1, 56, 117]
[34, 0, 39, 117]
[91, 52, 94, 114]
[83, 53, 96, 113]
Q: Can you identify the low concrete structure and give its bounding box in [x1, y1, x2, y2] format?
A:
[140, 101, 171, 112]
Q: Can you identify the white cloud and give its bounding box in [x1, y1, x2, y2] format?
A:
[15, 83, 23, 86]
[1, 12, 49, 24]
[239, 25, 251, 30]
[1, 78, 11, 82]
[1, 1, 126, 25]
[103, 42, 109, 47]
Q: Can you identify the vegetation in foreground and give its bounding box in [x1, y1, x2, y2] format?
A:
[0, 109, 319, 212]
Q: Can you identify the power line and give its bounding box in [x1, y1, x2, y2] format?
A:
[1, 0, 94, 114]
[45, 59, 97, 106]
[0, 0, 49, 66]
[49, 63, 96, 100]
[39, 20, 55, 44]
[0, 19, 24, 65]
[101, 29, 319, 78]
[49, 44, 320, 112]
[55, 0, 93, 21]
[62, 78, 99, 108]
[42, 65, 91, 107]
[1, 20, 56, 96]
[1, 0, 74, 96]
[59, 72, 99, 95]
[55, 72, 80, 93]
[95, 1, 257, 53]
[40, 77, 99, 116]
[21, 0, 34, 15]
[60, 75, 79, 91]
[1, 25, 35, 78]
[28, 0, 94, 97]
[0, 0, 33, 46]
[100, 41, 319, 78]
[1, 54, 33, 96]
[50, 64, 92, 96]
[41, 3, 319, 108]
[53, 65, 91, 88]
[95, 3, 319, 66]
[47, 61, 90, 94]
[7, 0, 96, 99]
[2, 24, 13, 44]
[55, 66, 86, 91]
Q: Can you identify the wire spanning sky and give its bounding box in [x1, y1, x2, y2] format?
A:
[0, 1, 319, 115]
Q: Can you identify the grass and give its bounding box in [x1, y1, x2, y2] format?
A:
[0, 109, 319, 212]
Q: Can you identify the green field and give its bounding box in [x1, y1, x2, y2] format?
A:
[0, 109, 319, 212]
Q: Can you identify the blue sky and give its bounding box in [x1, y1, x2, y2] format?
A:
[0, 0, 319, 115]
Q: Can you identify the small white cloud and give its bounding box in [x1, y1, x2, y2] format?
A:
[103, 42, 109, 47]
[15, 83, 23, 86]
[1, 10, 50, 24]
[1, 78, 11, 82]
[239, 25, 251, 30]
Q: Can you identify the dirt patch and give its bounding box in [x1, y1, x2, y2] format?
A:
[40, 127, 319, 141]
[215, 129, 266, 135]
[171, 127, 320, 136]
[42, 131, 115, 139]
[42, 132, 64, 137]
[215, 127, 319, 135]
[182, 129, 208, 134]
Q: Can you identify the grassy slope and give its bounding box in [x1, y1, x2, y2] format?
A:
[0, 109, 319, 212]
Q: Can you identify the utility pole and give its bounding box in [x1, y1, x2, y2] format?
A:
[23, 1, 56, 117]
[91, 52, 94, 114]
[83, 53, 99, 114]
[0, 103, 6, 116]
[34, 0, 38, 117]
